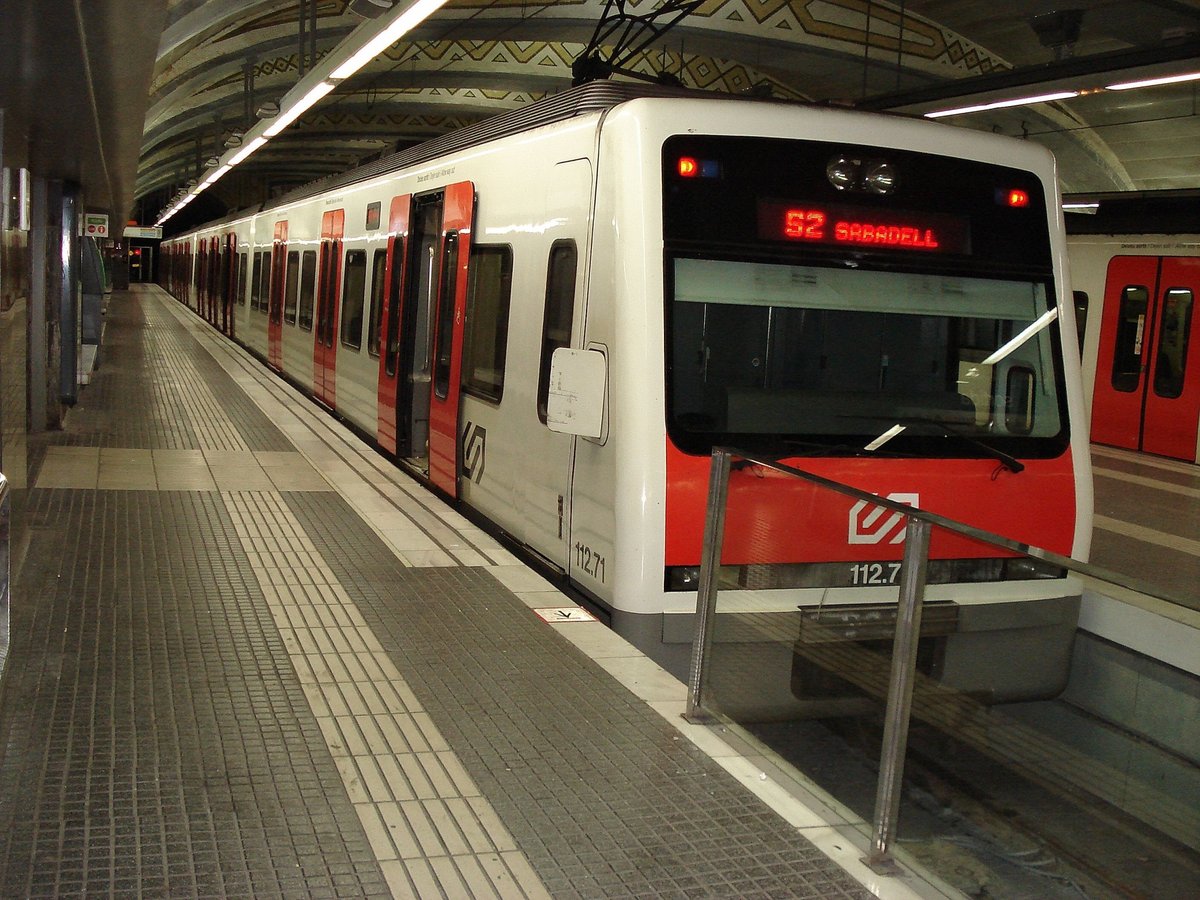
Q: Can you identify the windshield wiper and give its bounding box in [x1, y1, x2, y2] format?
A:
[889, 417, 1025, 474]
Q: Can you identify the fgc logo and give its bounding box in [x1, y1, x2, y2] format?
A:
[848, 493, 920, 545]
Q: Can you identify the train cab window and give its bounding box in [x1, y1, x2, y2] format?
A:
[537, 241, 578, 423]
[1111, 285, 1149, 392]
[367, 249, 387, 358]
[433, 232, 461, 399]
[298, 251, 316, 331]
[284, 251, 300, 325]
[462, 245, 513, 403]
[1153, 288, 1193, 399]
[236, 252, 248, 306]
[340, 249, 367, 350]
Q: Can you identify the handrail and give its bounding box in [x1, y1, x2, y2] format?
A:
[720, 447, 1192, 608]
[686, 446, 1192, 874]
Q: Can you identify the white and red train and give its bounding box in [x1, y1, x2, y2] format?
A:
[162, 84, 1093, 701]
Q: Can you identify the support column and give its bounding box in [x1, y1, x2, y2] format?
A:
[59, 183, 80, 407]
[27, 175, 50, 432]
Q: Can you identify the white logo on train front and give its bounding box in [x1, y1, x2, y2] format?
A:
[848, 493, 920, 545]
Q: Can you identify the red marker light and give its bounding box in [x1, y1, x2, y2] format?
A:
[678, 157, 699, 177]
[1006, 189, 1030, 208]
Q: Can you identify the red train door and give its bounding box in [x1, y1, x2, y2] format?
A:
[267, 222, 287, 369]
[427, 182, 475, 496]
[1092, 255, 1200, 460]
[377, 195, 411, 454]
[314, 210, 344, 407]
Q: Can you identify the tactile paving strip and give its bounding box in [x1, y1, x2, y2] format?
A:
[284, 491, 873, 900]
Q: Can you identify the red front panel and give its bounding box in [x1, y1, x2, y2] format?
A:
[665, 444, 1078, 567]
[1141, 257, 1200, 460]
[427, 182, 474, 497]
[377, 195, 411, 454]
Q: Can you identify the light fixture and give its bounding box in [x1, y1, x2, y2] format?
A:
[255, 100, 280, 119]
[926, 90, 1079, 118]
[229, 135, 268, 166]
[1106, 70, 1200, 91]
[204, 156, 220, 168]
[224, 132, 243, 149]
[1063, 201, 1099, 214]
[330, 0, 449, 80]
[263, 81, 336, 137]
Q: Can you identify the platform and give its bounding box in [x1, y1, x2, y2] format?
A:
[0, 286, 904, 898]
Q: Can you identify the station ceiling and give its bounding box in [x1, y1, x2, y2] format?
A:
[4, 1, 1200, 231]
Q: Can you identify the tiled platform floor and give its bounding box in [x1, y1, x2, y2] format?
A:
[0, 287, 898, 898]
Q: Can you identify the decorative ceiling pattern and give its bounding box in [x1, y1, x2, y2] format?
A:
[136, 0, 1200, 227]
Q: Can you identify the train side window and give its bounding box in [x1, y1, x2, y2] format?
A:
[340, 249, 367, 351]
[1153, 288, 1193, 400]
[284, 251, 300, 325]
[537, 240, 578, 423]
[461, 245, 513, 403]
[367, 249, 387, 358]
[1072, 290, 1088, 359]
[298, 251, 316, 331]
[1111, 285, 1149, 392]
[433, 231, 461, 399]
[236, 252, 247, 306]
[250, 251, 264, 310]
[384, 236, 406, 376]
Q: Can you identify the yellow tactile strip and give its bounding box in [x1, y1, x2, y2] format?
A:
[223, 490, 551, 900]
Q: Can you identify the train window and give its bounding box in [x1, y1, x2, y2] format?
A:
[384, 236, 405, 375]
[537, 241, 578, 423]
[367, 249, 387, 358]
[236, 253, 247, 306]
[250, 251, 264, 310]
[1005, 366, 1036, 435]
[1153, 288, 1193, 400]
[433, 232, 461, 399]
[298, 251, 316, 330]
[284, 251, 300, 325]
[1072, 291, 1088, 359]
[462, 245, 513, 403]
[1111, 285, 1149, 392]
[340, 249, 367, 351]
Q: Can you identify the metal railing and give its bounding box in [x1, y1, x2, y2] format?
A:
[685, 447, 1192, 873]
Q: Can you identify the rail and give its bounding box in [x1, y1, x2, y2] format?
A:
[685, 447, 1192, 874]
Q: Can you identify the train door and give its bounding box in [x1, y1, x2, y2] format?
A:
[267, 221, 287, 369]
[314, 210, 345, 406]
[428, 182, 474, 495]
[377, 195, 411, 454]
[223, 232, 237, 337]
[1092, 255, 1200, 460]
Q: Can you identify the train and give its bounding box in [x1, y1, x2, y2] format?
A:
[1070, 232, 1200, 463]
[161, 82, 1093, 705]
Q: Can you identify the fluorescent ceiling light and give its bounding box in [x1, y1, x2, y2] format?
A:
[264, 82, 336, 137]
[1062, 202, 1100, 214]
[1107, 70, 1200, 91]
[229, 136, 268, 166]
[200, 164, 233, 189]
[331, 0, 448, 80]
[925, 90, 1079, 119]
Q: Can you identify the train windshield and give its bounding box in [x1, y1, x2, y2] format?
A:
[667, 258, 1066, 458]
[662, 133, 1069, 460]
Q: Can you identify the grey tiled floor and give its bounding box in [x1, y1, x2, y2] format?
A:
[0, 288, 877, 898]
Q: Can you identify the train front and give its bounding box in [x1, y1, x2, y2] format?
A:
[610, 101, 1092, 703]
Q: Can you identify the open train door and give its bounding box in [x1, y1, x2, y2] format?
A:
[267, 221, 287, 369]
[427, 182, 474, 497]
[1092, 255, 1200, 461]
[224, 231, 237, 338]
[377, 195, 411, 455]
